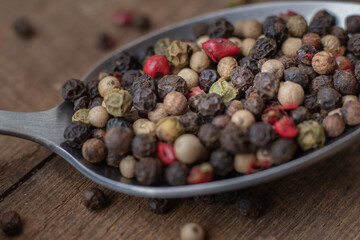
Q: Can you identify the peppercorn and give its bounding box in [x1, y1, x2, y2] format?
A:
[317, 87, 342, 111]
[87, 106, 109, 128]
[196, 35, 210, 48]
[303, 94, 319, 113]
[346, 15, 360, 33]
[157, 75, 188, 99]
[89, 97, 103, 109]
[198, 69, 218, 92]
[282, 37, 302, 57]
[321, 35, 341, 54]
[234, 153, 256, 174]
[85, 79, 100, 99]
[256, 147, 272, 164]
[193, 195, 216, 205]
[283, 67, 308, 89]
[261, 107, 283, 125]
[179, 111, 201, 134]
[226, 100, 244, 116]
[148, 198, 173, 214]
[180, 223, 205, 240]
[244, 95, 264, 116]
[302, 33, 322, 50]
[297, 45, 318, 66]
[270, 138, 298, 164]
[120, 70, 142, 92]
[177, 68, 199, 90]
[239, 56, 260, 75]
[210, 149, 234, 176]
[263, 16, 288, 44]
[104, 89, 133, 117]
[135, 157, 162, 185]
[347, 34, 360, 57]
[131, 134, 156, 159]
[278, 81, 304, 106]
[249, 122, 276, 147]
[238, 38, 254, 57]
[330, 26, 348, 46]
[341, 100, 360, 126]
[143, 55, 170, 78]
[212, 114, 231, 129]
[253, 72, 280, 100]
[132, 88, 157, 113]
[187, 163, 213, 184]
[233, 20, 244, 37]
[119, 155, 136, 178]
[193, 22, 209, 38]
[237, 195, 264, 217]
[333, 70, 359, 95]
[220, 123, 250, 154]
[312, 112, 324, 124]
[1, 211, 22, 236]
[105, 150, 120, 167]
[208, 18, 234, 39]
[309, 75, 333, 94]
[92, 128, 106, 141]
[82, 138, 107, 163]
[298, 64, 317, 81]
[322, 114, 345, 138]
[335, 55, 353, 72]
[83, 187, 106, 210]
[133, 118, 156, 136]
[132, 74, 156, 93]
[106, 117, 132, 131]
[290, 106, 311, 124]
[278, 55, 297, 69]
[98, 76, 121, 97]
[147, 103, 167, 122]
[217, 57, 238, 80]
[174, 134, 206, 164]
[64, 121, 91, 148]
[260, 59, 284, 80]
[13, 17, 35, 40]
[97, 32, 116, 50]
[156, 117, 185, 142]
[241, 19, 262, 39]
[197, 124, 220, 149]
[328, 108, 342, 117]
[188, 93, 204, 110]
[72, 109, 90, 125]
[308, 10, 335, 36]
[154, 37, 172, 56]
[286, 15, 307, 37]
[166, 40, 189, 68]
[163, 91, 188, 116]
[113, 51, 140, 74]
[252, 37, 277, 60]
[209, 78, 238, 103]
[62, 79, 86, 102]
[196, 93, 225, 117]
[105, 126, 133, 156]
[73, 96, 89, 111]
[343, 95, 359, 105]
[165, 162, 189, 186]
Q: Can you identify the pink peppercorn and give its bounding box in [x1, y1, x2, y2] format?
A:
[202, 38, 240, 62]
[113, 11, 134, 27]
[143, 55, 170, 78]
[274, 116, 299, 139]
[157, 142, 177, 165]
[187, 86, 205, 98]
[187, 163, 213, 184]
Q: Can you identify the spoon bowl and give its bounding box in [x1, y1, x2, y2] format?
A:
[1, 1, 360, 198]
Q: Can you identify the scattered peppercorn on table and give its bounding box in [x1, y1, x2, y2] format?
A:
[1, 0, 360, 239]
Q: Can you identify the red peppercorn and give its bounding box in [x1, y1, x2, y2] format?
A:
[247, 160, 272, 174]
[279, 10, 298, 19]
[187, 86, 205, 98]
[187, 163, 213, 184]
[262, 107, 283, 125]
[157, 142, 177, 165]
[113, 11, 134, 27]
[335, 55, 354, 72]
[202, 38, 240, 62]
[274, 116, 299, 138]
[143, 55, 170, 78]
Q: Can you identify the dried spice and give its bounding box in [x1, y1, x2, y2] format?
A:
[286, 15, 307, 37]
[89, 97, 103, 110]
[202, 38, 239, 62]
[104, 126, 133, 156]
[335, 55, 354, 72]
[217, 57, 238, 80]
[270, 138, 298, 164]
[198, 124, 220, 149]
[347, 34, 360, 57]
[220, 123, 250, 154]
[166, 40, 189, 68]
[165, 162, 189, 186]
[209, 78, 238, 103]
[234, 153, 256, 174]
[302, 33, 322, 50]
[164, 91, 188, 115]
[308, 10, 335, 36]
[321, 35, 341, 54]
[104, 89, 133, 117]
[189, 51, 211, 73]
[249, 122, 276, 147]
[187, 163, 213, 184]
[1, 211, 22, 236]
[252, 37, 277, 60]
[244, 95, 264, 116]
[120, 155, 136, 178]
[113, 51, 140, 75]
[62, 79, 86, 102]
[341, 100, 360, 126]
[242, 19, 263, 39]
[210, 149, 234, 176]
[309, 75, 333, 94]
[281, 37, 302, 57]
[263, 16, 288, 44]
[317, 88, 342, 111]
[88, 106, 109, 128]
[253, 72, 280, 100]
[180, 223, 205, 240]
[230, 66, 254, 92]
[72, 109, 90, 125]
[296, 45, 318, 66]
[237, 195, 264, 218]
[86, 79, 100, 99]
[179, 111, 201, 134]
[199, 69, 218, 92]
[133, 88, 157, 113]
[148, 198, 173, 214]
[346, 15, 360, 33]
[283, 67, 309, 88]
[157, 142, 177, 165]
[208, 18, 234, 39]
[333, 70, 359, 95]
[143, 55, 170, 78]
[106, 117, 132, 131]
[135, 157, 162, 185]
[239, 56, 260, 75]
[13, 18, 35, 39]
[290, 106, 311, 124]
[226, 100, 244, 116]
[240, 38, 256, 57]
[98, 76, 121, 97]
[154, 38, 172, 56]
[322, 114, 345, 138]
[157, 75, 188, 99]
[174, 134, 206, 164]
[211, 114, 231, 129]
[178, 68, 199, 90]
[121, 70, 143, 92]
[196, 93, 225, 117]
[274, 116, 299, 139]
[298, 64, 317, 81]
[156, 117, 185, 143]
[277, 81, 304, 106]
[106, 150, 121, 168]
[297, 120, 326, 151]
[131, 134, 156, 158]
[82, 138, 107, 163]
[64, 121, 91, 148]
[82, 187, 106, 211]
[148, 103, 168, 122]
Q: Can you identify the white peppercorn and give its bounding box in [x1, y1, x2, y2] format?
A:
[190, 51, 211, 73]
[286, 15, 308, 37]
[234, 20, 244, 37]
[177, 68, 199, 90]
[234, 153, 256, 174]
[98, 76, 121, 97]
[180, 222, 205, 240]
[242, 19, 262, 39]
[120, 155, 137, 178]
[312, 51, 336, 75]
[261, 59, 284, 80]
[88, 106, 110, 128]
[164, 91, 188, 115]
[174, 134, 206, 164]
[342, 95, 359, 105]
[196, 35, 210, 48]
[278, 81, 304, 106]
[281, 37, 302, 57]
[328, 108, 342, 117]
[133, 118, 156, 136]
[321, 35, 341, 54]
[241, 38, 256, 57]
[231, 109, 256, 130]
[217, 56, 238, 80]
[148, 103, 168, 122]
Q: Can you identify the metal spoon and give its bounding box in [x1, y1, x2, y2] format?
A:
[1, 1, 360, 198]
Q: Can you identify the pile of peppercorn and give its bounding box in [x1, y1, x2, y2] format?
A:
[62, 10, 360, 187]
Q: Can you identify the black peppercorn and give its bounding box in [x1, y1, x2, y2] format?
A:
[63, 121, 91, 148]
[105, 126, 133, 156]
[89, 97, 103, 109]
[82, 138, 107, 163]
[270, 138, 298, 164]
[283, 67, 309, 88]
[230, 66, 254, 93]
[92, 128, 106, 141]
[179, 111, 201, 134]
[245, 95, 264, 116]
[330, 26, 348, 45]
[220, 123, 251, 154]
[298, 64, 317, 81]
[308, 10, 335, 36]
[290, 106, 311, 124]
[199, 69, 218, 92]
[252, 37, 277, 60]
[106, 151, 121, 167]
[132, 74, 156, 93]
[239, 56, 260, 75]
[296, 45, 318, 66]
[309, 75, 334, 94]
[62, 79, 86, 102]
[82, 187, 106, 210]
[131, 134, 156, 158]
[317, 87, 342, 111]
[135, 157, 162, 185]
[346, 15, 360, 34]
[278, 55, 297, 69]
[133, 88, 157, 113]
[210, 149, 234, 176]
[253, 72, 280, 100]
[237, 195, 264, 217]
[13, 18, 35, 39]
[249, 122, 276, 147]
[196, 93, 225, 117]
[73, 96, 90, 111]
[341, 100, 360, 126]
[192, 22, 209, 38]
[157, 75, 188, 99]
[122, 70, 143, 92]
[212, 114, 231, 129]
[113, 51, 141, 75]
[106, 117, 132, 131]
[148, 198, 173, 214]
[198, 124, 220, 149]
[355, 61, 360, 81]
[312, 112, 325, 124]
[1, 211, 22, 236]
[208, 18, 234, 39]
[347, 34, 360, 57]
[165, 162, 189, 186]
[262, 16, 288, 44]
[86, 79, 100, 99]
[333, 70, 359, 95]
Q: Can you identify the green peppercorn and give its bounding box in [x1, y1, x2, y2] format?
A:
[297, 120, 326, 151]
[209, 77, 238, 103]
[156, 117, 185, 143]
[166, 40, 189, 68]
[72, 109, 90, 125]
[154, 37, 172, 56]
[104, 89, 133, 117]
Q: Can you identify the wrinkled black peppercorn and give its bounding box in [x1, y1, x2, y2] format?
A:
[230, 66, 255, 92]
[106, 117, 132, 131]
[220, 123, 251, 154]
[253, 72, 280, 100]
[83, 187, 106, 210]
[239, 56, 260, 75]
[179, 111, 201, 134]
[308, 10, 335, 36]
[210, 149, 234, 176]
[198, 124, 220, 149]
[330, 26, 348, 45]
[106, 151, 121, 167]
[1, 211, 22, 236]
[89, 97, 103, 109]
[237, 195, 264, 217]
[283, 67, 309, 88]
[263, 16, 288, 44]
[122, 70, 143, 92]
[296, 45, 318, 66]
[245, 95, 264, 116]
[346, 15, 360, 34]
[310, 75, 334, 94]
[133, 88, 157, 113]
[148, 198, 173, 214]
[208, 18, 234, 39]
[62, 79, 86, 102]
[249, 122, 276, 147]
[303, 94, 320, 113]
[86, 79, 100, 99]
[157, 75, 188, 99]
[131, 134, 156, 158]
[270, 138, 298, 164]
[197, 93, 225, 117]
[198, 69, 218, 92]
[317, 88, 342, 111]
[290, 106, 311, 124]
[348, 34, 360, 58]
[13, 18, 35, 39]
[165, 162, 189, 186]
[132, 74, 156, 93]
[113, 51, 141, 75]
[193, 22, 209, 38]
[333, 70, 359, 95]
[135, 157, 162, 185]
[252, 37, 277, 60]
[74, 96, 90, 111]
[64, 121, 91, 148]
[298, 64, 317, 81]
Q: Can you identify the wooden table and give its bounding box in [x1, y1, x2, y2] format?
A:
[0, 0, 359, 239]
